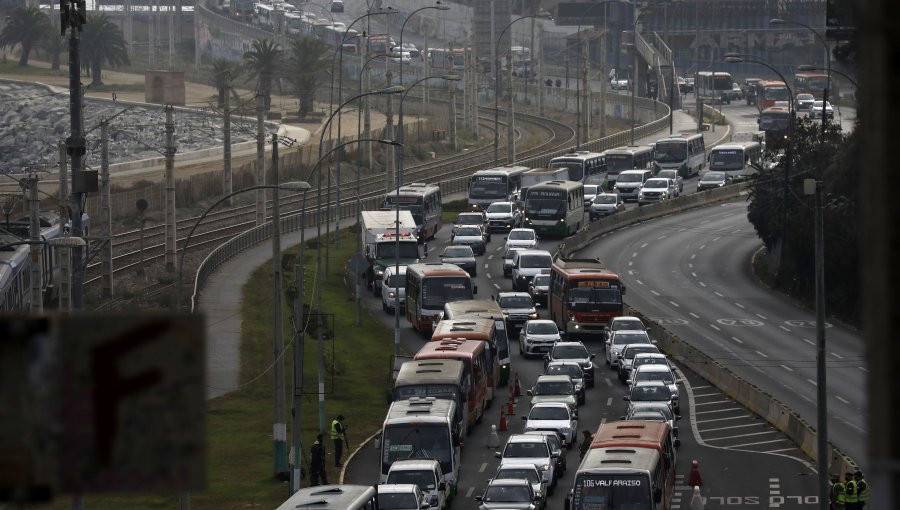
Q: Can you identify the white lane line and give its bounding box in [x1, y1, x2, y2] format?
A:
[700, 220, 710, 224]
[694, 407, 744, 415]
[700, 423, 764, 433]
[733, 229, 742, 234]
[466, 487, 475, 498]
[706, 430, 779, 441]
[632, 252, 638, 258]
[804, 339, 815, 346]
[628, 270, 634, 275]
[628, 261, 633, 266]
[836, 396, 850, 404]
[831, 352, 844, 359]
[806, 378, 817, 386]
[486, 273, 492, 279]
[712, 237, 721, 242]
[669, 301, 680, 308]
[493, 283, 500, 289]
[756, 313, 767, 320]
[755, 350, 769, 358]
[714, 291, 724, 297]
[690, 254, 696, 260]
[635, 279, 644, 285]
[688, 263, 694, 269]
[731, 336, 744, 344]
[780, 364, 794, 372]
[657, 235, 667, 239]
[699, 244, 706, 250]
[735, 302, 744, 308]
[689, 312, 700, 319]
[779, 325, 791, 332]
[604, 377, 613, 387]
[651, 290, 661, 296]
[487, 254, 494, 260]
[606, 397, 613, 406]
[709, 324, 721, 331]
[699, 281, 707, 287]
[692, 272, 698, 278]
[479, 462, 488, 473]
[693, 399, 732, 406]
[694, 415, 747, 424]
[484, 263, 489, 269]
[495, 246, 503, 252]
[641, 243, 648, 248]
[729, 438, 789, 448]
[859, 367, 869, 373]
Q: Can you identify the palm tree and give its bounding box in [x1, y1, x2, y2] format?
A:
[80, 13, 130, 86]
[0, 6, 51, 67]
[210, 58, 242, 108]
[285, 37, 330, 117]
[243, 38, 282, 111]
[40, 26, 67, 71]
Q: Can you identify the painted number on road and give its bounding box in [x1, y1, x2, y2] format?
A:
[704, 496, 760, 505]
[770, 495, 819, 507]
[785, 320, 832, 329]
[716, 318, 764, 327]
[702, 495, 818, 506]
[651, 318, 689, 326]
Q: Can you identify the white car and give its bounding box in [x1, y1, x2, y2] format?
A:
[386, 459, 449, 510]
[505, 228, 538, 249]
[503, 247, 525, 277]
[381, 265, 407, 314]
[605, 329, 652, 369]
[527, 374, 578, 411]
[522, 401, 578, 447]
[588, 193, 625, 220]
[493, 463, 547, 502]
[637, 178, 677, 206]
[809, 100, 834, 119]
[656, 169, 684, 195]
[583, 184, 601, 208]
[604, 316, 647, 342]
[376, 484, 427, 510]
[495, 434, 559, 488]
[630, 364, 681, 413]
[519, 319, 561, 358]
[486, 201, 523, 232]
[451, 225, 487, 255]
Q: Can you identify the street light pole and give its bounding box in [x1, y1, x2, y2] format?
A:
[771, 18, 831, 137]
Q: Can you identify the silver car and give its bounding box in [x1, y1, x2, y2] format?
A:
[656, 169, 684, 194]
[522, 401, 577, 447]
[605, 330, 652, 369]
[495, 434, 559, 488]
[440, 245, 477, 276]
[583, 184, 601, 208]
[795, 93, 815, 111]
[451, 225, 487, 255]
[545, 361, 585, 405]
[505, 228, 538, 249]
[476, 477, 543, 510]
[623, 401, 681, 440]
[616, 343, 661, 385]
[637, 178, 677, 205]
[519, 319, 561, 358]
[588, 193, 625, 220]
[527, 274, 550, 306]
[493, 463, 547, 503]
[503, 247, 525, 277]
[528, 374, 578, 411]
[630, 364, 681, 413]
[381, 265, 407, 314]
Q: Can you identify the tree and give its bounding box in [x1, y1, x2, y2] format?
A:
[243, 38, 283, 111]
[40, 26, 67, 71]
[80, 13, 130, 86]
[0, 6, 51, 67]
[285, 37, 329, 117]
[210, 58, 242, 108]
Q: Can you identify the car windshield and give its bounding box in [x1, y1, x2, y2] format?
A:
[527, 322, 558, 335]
[632, 403, 674, 419]
[631, 411, 668, 422]
[499, 296, 533, 309]
[534, 381, 573, 395]
[519, 254, 552, 268]
[701, 172, 726, 182]
[584, 185, 599, 195]
[630, 384, 672, 401]
[594, 195, 618, 204]
[617, 173, 644, 183]
[552, 345, 589, 359]
[612, 333, 649, 346]
[532, 275, 550, 286]
[457, 215, 483, 225]
[377, 493, 419, 510]
[636, 370, 675, 385]
[483, 485, 531, 503]
[643, 179, 668, 189]
[503, 441, 549, 458]
[509, 230, 535, 240]
[798, 94, 814, 101]
[529, 405, 569, 420]
[456, 226, 482, 236]
[386, 470, 437, 490]
[486, 203, 512, 214]
[567, 287, 622, 309]
[612, 320, 644, 331]
[443, 247, 473, 258]
[504, 249, 522, 260]
[634, 356, 666, 368]
[658, 171, 677, 180]
[376, 242, 420, 259]
[624, 346, 658, 360]
[496, 468, 539, 484]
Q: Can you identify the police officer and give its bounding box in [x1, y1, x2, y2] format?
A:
[830, 473, 845, 510]
[330, 415, 347, 468]
[309, 433, 328, 486]
[844, 471, 858, 510]
[854, 470, 869, 509]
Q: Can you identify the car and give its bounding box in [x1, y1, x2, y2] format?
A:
[544, 361, 586, 405]
[527, 374, 578, 411]
[624, 380, 676, 416]
[588, 193, 625, 220]
[637, 178, 677, 205]
[629, 364, 681, 413]
[495, 434, 559, 489]
[503, 247, 525, 277]
[605, 329, 652, 369]
[613, 169, 653, 202]
[622, 401, 681, 440]
[329, 0, 344, 11]
[522, 430, 567, 475]
[795, 93, 816, 111]
[381, 265, 408, 314]
[742, 78, 761, 105]
[475, 477, 544, 510]
[522, 401, 578, 447]
[497, 292, 539, 333]
[527, 274, 550, 306]
[485, 201, 522, 232]
[440, 245, 477, 276]
[519, 319, 561, 358]
[453, 211, 490, 241]
[729, 82, 743, 101]
[385, 459, 449, 510]
[697, 171, 733, 191]
[656, 169, 684, 194]
[616, 343, 661, 384]
[604, 316, 647, 343]
[610, 77, 630, 90]
[376, 483, 428, 510]
[809, 100, 834, 119]
[510, 249, 553, 291]
[505, 228, 538, 249]
[630, 352, 671, 375]
[583, 184, 601, 208]
[451, 225, 487, 255]
[401, 42, 420, 58]
[545, 341, 596, 387]
[492, 463, 548, 504]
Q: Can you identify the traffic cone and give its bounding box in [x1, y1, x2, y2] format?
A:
[688, 459, 703, 487]
[488, 424, 501, 447]
[689, 486, 704, 510]
[514, 372, 522, 397]
[507, 392, 516, 416]
[498, 409, 508, 432]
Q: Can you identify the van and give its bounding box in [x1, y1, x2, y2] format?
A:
[385, 459, 450, 509]
[613, 169, 653, 202]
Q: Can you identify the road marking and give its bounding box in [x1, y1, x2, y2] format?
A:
[734, 302, 744, 308]
[859, 367, 868, 373]
[831, 352, 843, 359]
[635, 279, 644, 285]
[628, 261, 633, 266]
[692, 272, 698, 278]
[628, 270, 634, 275]
[495, 246, 503, 252]
[694, 407, 744, 415]
[806, 378, 817, 386]
[755, 350, 768, 358]
[688, 263, 693, 269]
[479, 462, 487, 473]
[804, 338, 815, 346]
[689, 312, 700, 319]
[484, 263, 489, 269]
[641, 243, 648, 248]
[493, 283, 500, 289]
[606, 397, 613, 406]
[709, 324, 720, 331]
[756, 313, 767, 319]
[779, 325, 791, 332]
[731, 336, 744, 344]
[695, 415, 747, 424]
[693, 399, 732, 406]
[632, 252, 638, 258]
[700, 423, 765, 433]
[780, 365, 794, 372]
[836, 396, 850, 404]
[712, 236, 721, 242]
[669, 301, 680, 308]
[700, 220, 710, 224]
[487, 254, 494, 260]
[604, 377, 613, 387]
[699, 281, 706, 287]
[486, 273, 492, 279]
[714, 291, 724, 297]
[690, 254, 696, 260]
[733, 229, 742, 234]
[699, 244, 706, 250]
[466, 487, 475, 498]
[730, 438, 788, 448]
[651, 290, 660, 296]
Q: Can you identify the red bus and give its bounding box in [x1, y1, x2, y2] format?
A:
[755, 80, 791, 113]
[431, 318, 501, 402]
[549, 258, 625, 340]
[590, 421, 678, 457]
[415, 339, 491, 429]
[566, 447, 675, 510]
[794, 71, 834, 100]
[406, 263, 476, 334]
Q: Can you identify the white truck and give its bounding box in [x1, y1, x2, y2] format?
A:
[361, 210, 420, 295]
[520, 167, 570, 201]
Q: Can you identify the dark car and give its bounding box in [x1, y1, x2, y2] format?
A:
[697, 171, 733, 191]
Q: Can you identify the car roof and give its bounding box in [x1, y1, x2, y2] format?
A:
[497, 462, 541, 472]
[507, 433, 550, 444]
[388, 459, 440, 471]
[632, 379, 669, 388]
[499, 292, 532, 298]
[377, 483, 421, 494]
[488, 201, 514, 207]
[612, 329, 650, 336]
[487, 478, 531, 487]
[515, 249, 553, 257]
[509, 228, 535, 234]
[527, 319, 556, 326]
[633, 352, 667, 359]
[553, 341, 587, 348]
[634, 364, 675, 373]
[547, 360, 583, 369]
[622, 343, 658, 351]
[611, 316, 642, 322]
[529, 400, 570, 409]
[535, 374, 573, 383]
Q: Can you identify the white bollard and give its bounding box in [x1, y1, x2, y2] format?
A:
[487, 424, 500, 448]
[690, 485, 704, 510]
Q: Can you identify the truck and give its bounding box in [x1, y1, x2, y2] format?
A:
[520, 167, 570, 201]
[361, 210, 420, 295]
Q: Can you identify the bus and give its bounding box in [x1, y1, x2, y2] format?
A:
[523, 181, 584, 237]
[549, 258, 625, 339]
[549, 151, 607, 183]
[275, 485, 377, 510]
[707, 140, 763, 180]
[652, 133, 705, 178]
[430, 47, 468, 71]
[565, 447, 675, 510]
[383, 183, 442, 241]
[253, 2, 276, 29]
[696, 71, 734, 104]
[415, 340, 490, 429]
[406, 263, 476, 334]
[603, 145, 654, 187]
[590, 421, 678, 460]
[432, 318, 503, 398]
[379, 397, 461, 498]
[393, 359, 469, 437]
[520, 167, 570, 200]
[366, 34, 396, 56]
[468, 166, 529, 210]
[441, 299, 511, 387]
[754, 80, 791, 113]
[758, 107, 792, 150]
[794, 71, 834, 100]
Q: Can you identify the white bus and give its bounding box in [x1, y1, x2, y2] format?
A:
[603, 145, 654, 186]
[653, 133, 706, 178]
[380, 397, 461, 497]
[275, 485, 377, 510]
[549, 151, 607, 184]
[468, 166, 529, 210]
[393, 359, 470, 437]
[520, 167, 570, 200]
[564, 447, 675, 510]
[707, 140, 762, 180]
[696, 71, 734, 105]
[382, 183, 443, 241]
[253, 2, 276, 29]
[523, 180, 584, 237]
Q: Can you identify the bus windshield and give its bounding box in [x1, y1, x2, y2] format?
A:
[567, 287, 622, 311]
[573, 474, 652, 510]
[549, 160, 584, 181]
[377, 243, 420, 259]
[654, 142, 687, 163]
[422, 277, 473, 308]
[709, 150, 744, 171]
[394, 384, 460, 400]
[759, 113, 790, 131]
[470, 177, 508, 199]
[525, 198, 566, 217]
[605, 154, 634, 173]
[762, 86, 790, 101]
[382, 424, 452, 476]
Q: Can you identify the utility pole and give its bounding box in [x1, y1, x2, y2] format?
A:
[101, 118, 113, 299]
[58, 141, 67, 220]
[384, 69, 394, 194]
[28, 175, 42, 313]
[599, 28, 606, 139]
[165, 105, 176, 273]
[290, 261, 305, 493]
[449, 80, 457, 150]
[271, 133, 287, 478]
[149, 0, 155, 66]
[223, 73, 232, 206]
[507, 55, 514, 163]
[168, 0, 174, 69]
[538, 23, 544, 116]
[423, 33, 429, 111]
[123, 0, 132, 55]
[256, 92, 266, 226]
[582, 40, 589, 144]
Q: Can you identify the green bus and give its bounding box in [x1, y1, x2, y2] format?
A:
[524, 180, 584, 237]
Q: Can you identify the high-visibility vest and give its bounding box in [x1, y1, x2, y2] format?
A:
[832, 481, 846, 504]
[330, 419, 343, 440]
[844, 480, 858, 503]
[857, 478, 869, 503]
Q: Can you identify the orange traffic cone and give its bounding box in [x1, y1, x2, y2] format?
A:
[514, 372, 522, 397]
[507, 393, 516, 416]
[498, 409, 508, 432]
[688, 459, 703, 487]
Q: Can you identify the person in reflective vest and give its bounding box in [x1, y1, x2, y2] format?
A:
[830, 473, 845, 510]
[854, 470, 869, 509]
[330, 415, 347, 468]
[844, 471, 858, 510]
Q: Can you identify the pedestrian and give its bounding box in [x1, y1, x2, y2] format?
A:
[830, 473, 845, 510]
[854, 470, 869, 509]
[844, 471, 858, 510]
[579, 430, 593, 459]
[331, 414, 347, 468]
[309, 433, 328, 486]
